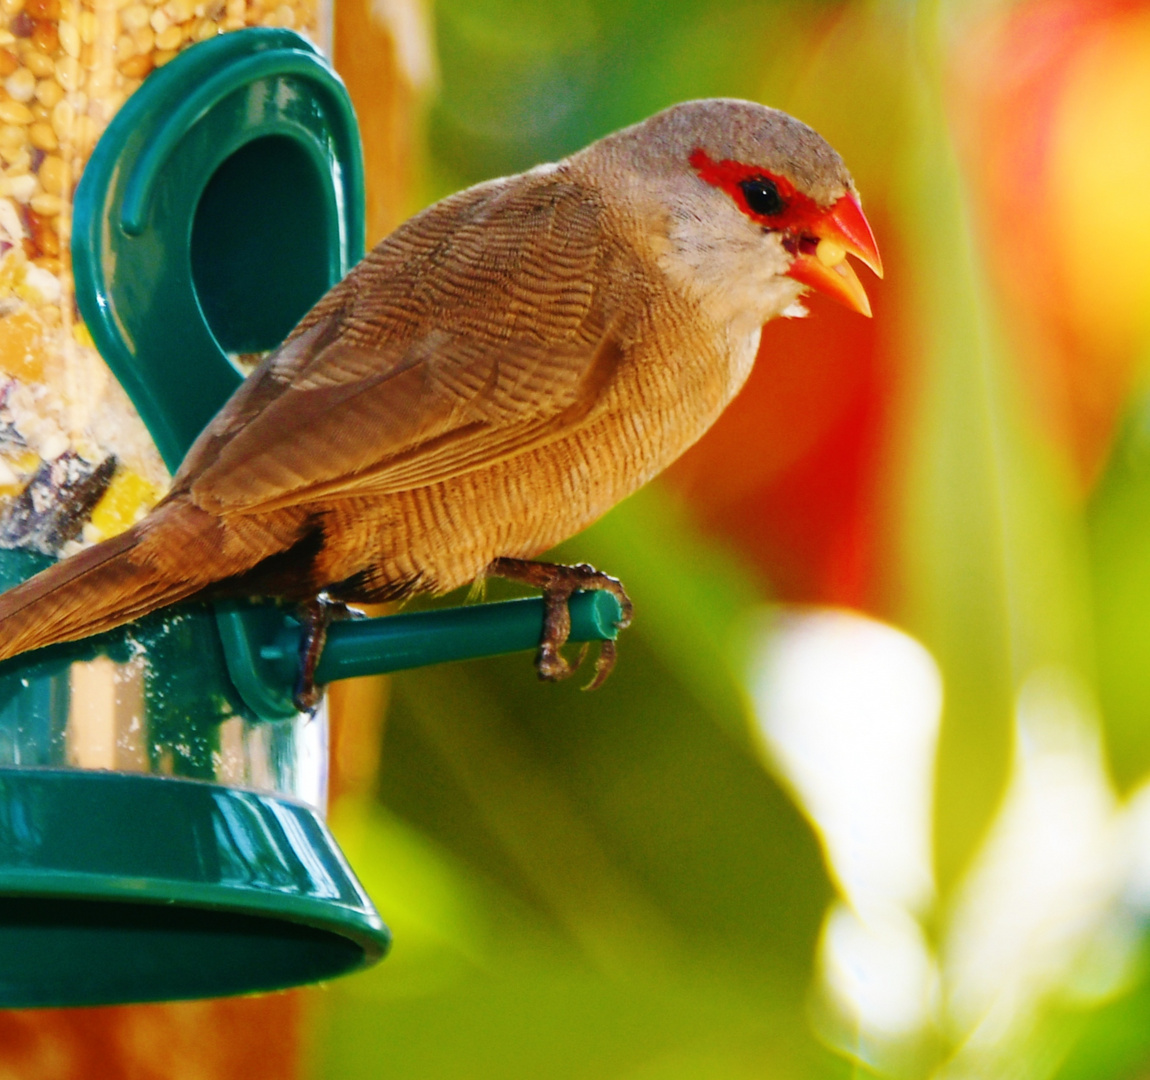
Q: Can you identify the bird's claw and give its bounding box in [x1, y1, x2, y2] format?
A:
[583, 638, 616, 691]
[537, 640, 594, 684]
[537, 641, 574, 682]
[293, 678, 325, 713]
[293, 596, 346, 713]
[486, 556, 632, 689]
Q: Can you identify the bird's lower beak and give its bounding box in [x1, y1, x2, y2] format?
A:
[785, 193, 883, 317]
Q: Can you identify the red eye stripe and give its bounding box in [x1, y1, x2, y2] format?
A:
[689, 148, 825, 232]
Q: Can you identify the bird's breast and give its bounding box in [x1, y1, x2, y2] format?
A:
[314, 303, 750, 596]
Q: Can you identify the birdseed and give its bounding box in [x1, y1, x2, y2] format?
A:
[0, 0, 323, 551]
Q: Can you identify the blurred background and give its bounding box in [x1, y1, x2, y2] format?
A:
[8, 0, 1150, 1076]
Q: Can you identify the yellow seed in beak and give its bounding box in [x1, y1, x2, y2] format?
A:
[816, 238, 847, 268]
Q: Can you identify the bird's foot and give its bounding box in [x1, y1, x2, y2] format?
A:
[485, 557, 633, 690]
[293, 596, 354, 712]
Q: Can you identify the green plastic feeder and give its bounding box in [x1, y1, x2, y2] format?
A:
[0, 29, 621, 1007]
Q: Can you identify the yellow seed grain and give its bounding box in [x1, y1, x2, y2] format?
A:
[101, 86, 124, 112]
[113, 32, 135, 57]
[93, 9, 116, 47]
[4, 67, 35, 102]
[0, 122, 24, 147]
[0, 174, 33, 202]
[116, 52, 148, 77]
[85, 96, 109, 124]
[152, 46, 176, 64]
[0, 247, 26, 282]
[192, 17, 215, 39]
[0, 100, 33, 124]
[2, 148, 29, 173]
[148, 5, 166, 30]
[154, 22, 180, 47]
[55, 56, 79, 90]
[274, 3, 292, 24]
[29, 192, 62, 215]
[72, 112, 95, 152]
[0, 144, 28, 168]
[815, 238, 847, 268]
[86, 62, 112, 94]
[31, 21, 59, 56]
[0, 310, 46, 383]
[34, 78, 63, 106]
[37, 153, 66, 193]
[78, 9, 95, 41]
[58, 20, 80, 57]
[0, 0, 24, 16]
[163, 0, 191, 20]
[29, 101, 48, 121]
[29, 120, 56, 149]
[23, 49, 56, 78]
[89, 470, 163, 539]
[118, 1, 147, 28]
[130, 23, 152, 50]
[52, 105, 75, 141]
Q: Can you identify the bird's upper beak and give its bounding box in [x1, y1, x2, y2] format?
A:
[784, 193, 883, 317]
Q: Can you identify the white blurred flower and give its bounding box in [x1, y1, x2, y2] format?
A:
[750, 607, 942, 918]
[749, 607, 943, 1051]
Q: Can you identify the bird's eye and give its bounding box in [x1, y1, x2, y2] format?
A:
[739, 176, 784, 217]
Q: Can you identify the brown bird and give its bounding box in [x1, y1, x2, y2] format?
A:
[0, 98, 880, 696]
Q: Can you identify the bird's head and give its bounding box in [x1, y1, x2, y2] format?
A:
[580, 99, 882, 330]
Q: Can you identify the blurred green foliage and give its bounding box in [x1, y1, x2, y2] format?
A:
[315, 491, 846, 1079]
[426, 0, 835, 195]
[1090, 377, 1150, 789]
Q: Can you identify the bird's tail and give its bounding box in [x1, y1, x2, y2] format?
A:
[0, 502, 215, 663]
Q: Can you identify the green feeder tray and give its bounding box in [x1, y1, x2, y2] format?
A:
[0, 28, 621, 1007]
[0, 769, 382, 1006]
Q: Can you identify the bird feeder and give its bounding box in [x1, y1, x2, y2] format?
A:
[0, 28, 621, 1007]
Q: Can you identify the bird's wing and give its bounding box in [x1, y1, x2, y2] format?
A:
[175, 172, 639, 514]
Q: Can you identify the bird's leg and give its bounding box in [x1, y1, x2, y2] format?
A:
[485, 557, 634, 690]
[294, 596, 350, 712]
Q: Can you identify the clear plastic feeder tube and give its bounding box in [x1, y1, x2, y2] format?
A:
[0, 4, 332, 811]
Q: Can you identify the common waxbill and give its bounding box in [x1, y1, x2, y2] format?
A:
[0, 98, 881, 695]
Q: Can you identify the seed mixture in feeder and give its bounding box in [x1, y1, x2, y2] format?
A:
[0, 0, 323, 555]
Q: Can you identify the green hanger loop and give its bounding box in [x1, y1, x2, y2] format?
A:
[72, 27, 364, 472]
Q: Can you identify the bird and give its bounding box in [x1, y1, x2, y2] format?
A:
[0, 98, 881, 699]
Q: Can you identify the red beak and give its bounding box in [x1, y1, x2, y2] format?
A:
[785, 193, 883, 317]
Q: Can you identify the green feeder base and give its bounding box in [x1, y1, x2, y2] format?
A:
[0, 768, 389, 1006]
